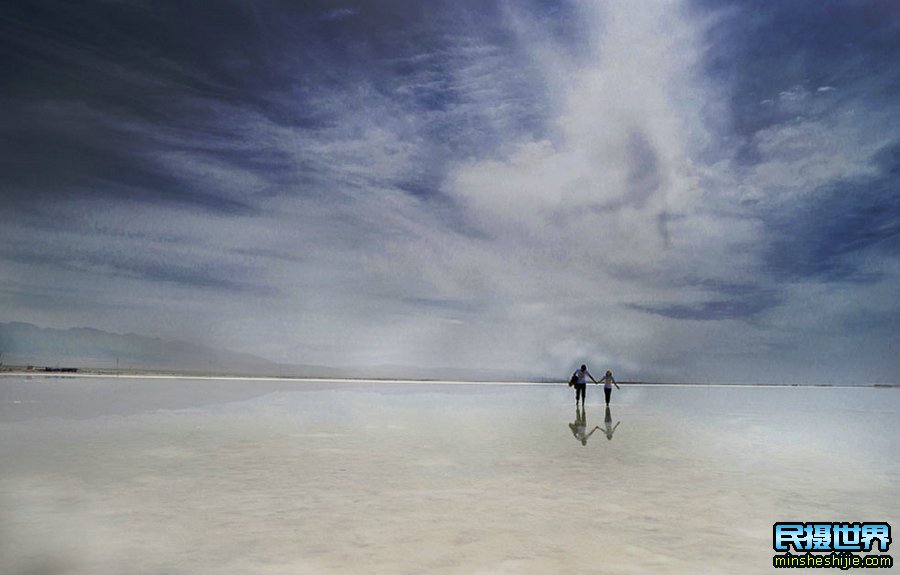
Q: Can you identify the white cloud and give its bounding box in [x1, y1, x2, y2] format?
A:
[430, 1, 741, 372]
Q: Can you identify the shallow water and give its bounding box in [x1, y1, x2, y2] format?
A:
[1, 376, 897, 574]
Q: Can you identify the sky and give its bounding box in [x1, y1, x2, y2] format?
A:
[1, 0, 899, 383]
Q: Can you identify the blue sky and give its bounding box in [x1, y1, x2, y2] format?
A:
[1, 0, 898, 383]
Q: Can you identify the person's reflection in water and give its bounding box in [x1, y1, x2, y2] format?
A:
[568, 405, 600, 446]
[602, 406, 621, 440]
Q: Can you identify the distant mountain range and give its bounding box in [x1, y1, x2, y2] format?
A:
[0, 322, 539, 381]
[0, 321, 283, 374]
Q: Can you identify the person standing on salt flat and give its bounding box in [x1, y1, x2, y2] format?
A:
[571, 364, 598, 406]
[599, 370, 620, 406]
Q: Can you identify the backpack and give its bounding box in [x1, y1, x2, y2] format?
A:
[569, 372, 578, 387]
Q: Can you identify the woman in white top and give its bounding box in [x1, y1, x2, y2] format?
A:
[599, 370, 620, 406]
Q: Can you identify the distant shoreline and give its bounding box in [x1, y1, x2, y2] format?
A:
[0, 366, 896, 388]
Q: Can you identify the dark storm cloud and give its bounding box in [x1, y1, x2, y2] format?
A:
[0, 0, 575, 328]
[0, 241, 270, 294]
[629, 281, 781, 322]
[630, 298, 768, 322]
[687, 0, 900, 290]
[0, 110, 258, 216]
[401, 296, 482, 315]
[0, 0, 282, 214]
[692, 0, 900, 161]
[764, 139, 900, 282]
[0, 0, 568, 217]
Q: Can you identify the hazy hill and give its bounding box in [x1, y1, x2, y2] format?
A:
[0, 321, 287, 374]
[0, 322, 540, 381]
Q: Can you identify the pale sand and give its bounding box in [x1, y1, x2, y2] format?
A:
[1, 378, 897, 574]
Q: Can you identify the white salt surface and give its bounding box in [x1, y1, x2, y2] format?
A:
[1, 376, 897, 574]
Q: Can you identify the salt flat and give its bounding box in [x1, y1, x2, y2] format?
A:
[1, 376, 897, 574]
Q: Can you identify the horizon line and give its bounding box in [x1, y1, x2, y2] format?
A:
[1, 370, 897, 388]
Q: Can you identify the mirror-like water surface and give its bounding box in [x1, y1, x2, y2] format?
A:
[2, 376, 897, 574]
